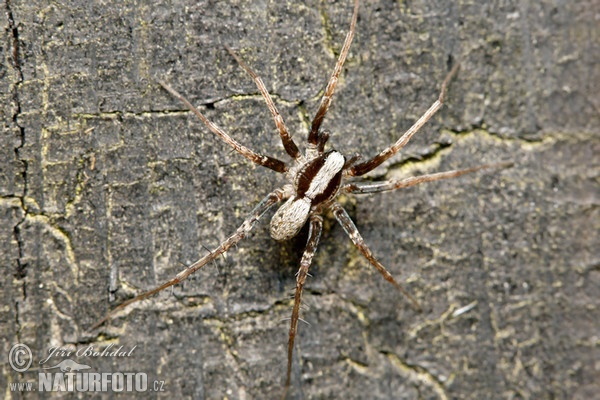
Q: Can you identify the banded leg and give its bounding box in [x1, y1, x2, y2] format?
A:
[283, 214, 323, 399]
[331, 202, 421, 311]
[344, 162, 513, 194]
[349, 62, 461, 177]
[91, 187, 288, 330]
[224, 45, 301, 161]
[159, 80, 288, 173]
[308, 0, 359, 146]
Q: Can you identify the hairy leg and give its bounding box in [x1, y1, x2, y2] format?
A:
[344, 162, 513, 194]
[283, 214, 323, 399]
[349, 62, 460, 177]
[331, 202, 421, 311]
[224, 45, 302, 161]
[308, 0, 359, 147]
[91, 187, 288, 330]
[159, 80, 288, 173]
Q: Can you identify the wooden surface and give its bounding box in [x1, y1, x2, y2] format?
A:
[2, 0, 598, 398]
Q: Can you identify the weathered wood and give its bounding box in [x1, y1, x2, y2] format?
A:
[2, 0, 598, 398]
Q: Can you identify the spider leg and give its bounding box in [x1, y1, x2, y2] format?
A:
[331, 202, 422, 311]
[283, 214, 323, 399]
[308, 0, 359, 147]
[159, 80, 288, 173]
[91, 187, 288, 331]
[344, 162, 513, 194]
[349, 62, 461, 177]
[224, 45, 302, 161]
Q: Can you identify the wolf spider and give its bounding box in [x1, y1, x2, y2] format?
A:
[93, 0, 510, 395]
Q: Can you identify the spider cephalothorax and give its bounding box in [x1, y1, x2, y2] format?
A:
[93, 0, 510, 396]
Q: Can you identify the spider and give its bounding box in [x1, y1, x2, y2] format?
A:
[93, 0, 510, 395]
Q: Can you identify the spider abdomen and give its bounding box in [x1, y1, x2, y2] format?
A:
[270, 151, 345, 241]
[269, 197, 311, 241]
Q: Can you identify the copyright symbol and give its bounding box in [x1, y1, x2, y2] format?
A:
[9, 343, 32, 372]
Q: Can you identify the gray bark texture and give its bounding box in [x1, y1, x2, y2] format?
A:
[2, 0, 598, 399]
